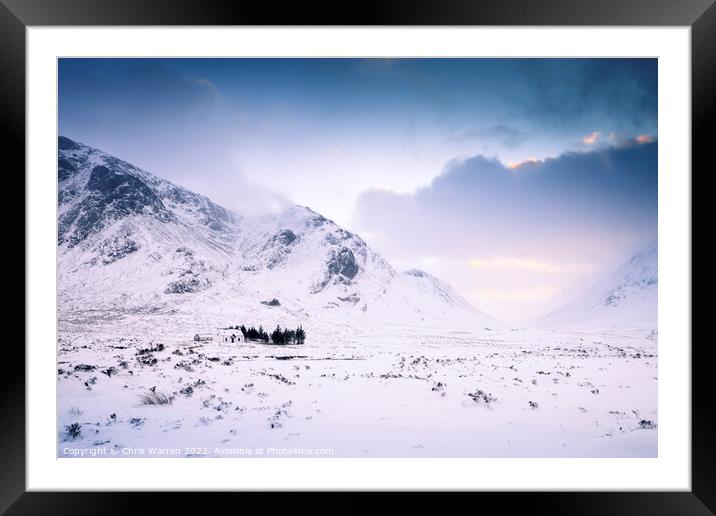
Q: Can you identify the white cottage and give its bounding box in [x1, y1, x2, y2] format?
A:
[215, 328, 245, 344]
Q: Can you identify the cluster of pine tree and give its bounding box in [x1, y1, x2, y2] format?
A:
[227, 323, 306, 344]
[270, 325, 306, 345]
[229, 324, 269, 342]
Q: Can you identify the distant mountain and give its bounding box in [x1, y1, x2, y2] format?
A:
[58, 137, 497, 335]
[537, 242, 657, 330]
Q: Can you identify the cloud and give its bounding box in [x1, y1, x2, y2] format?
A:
[356, 141, 656, 257]
[506, 156, 542, 169]
[581, 131, 601, 145]
[636, 134, 654, 144]
[352, 141, 657, 320]
[176, 163, 290, 217]
[508, 59, 657, 133]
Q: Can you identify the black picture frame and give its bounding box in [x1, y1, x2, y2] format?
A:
[4, 0, 711, 512]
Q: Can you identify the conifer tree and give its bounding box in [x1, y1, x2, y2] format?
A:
[272, 325, 283, 344]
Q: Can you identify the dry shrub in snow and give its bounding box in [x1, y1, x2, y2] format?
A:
[65, 422, 82, 440]
[468, 389, 497, 405]
[137, 391, 173, 406]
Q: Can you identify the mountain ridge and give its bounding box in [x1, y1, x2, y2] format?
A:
[536, 241, 657, 330]
[58, 136, 498, 335]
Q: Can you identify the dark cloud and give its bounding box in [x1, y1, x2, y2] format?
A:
[508, 59, 657, 133]
[354, 141, 657, 264]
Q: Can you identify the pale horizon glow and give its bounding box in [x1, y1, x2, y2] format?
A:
[59, 58, 657, 322]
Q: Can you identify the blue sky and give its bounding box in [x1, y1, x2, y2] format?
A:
[59, 58, 657, 321]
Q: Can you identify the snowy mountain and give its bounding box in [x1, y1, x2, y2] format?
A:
[537, 242, 657, 330]
[58, 137, 497, 336]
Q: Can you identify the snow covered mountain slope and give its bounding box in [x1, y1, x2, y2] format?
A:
[537, 242, 657, 330]
[58, 137, 497, 335]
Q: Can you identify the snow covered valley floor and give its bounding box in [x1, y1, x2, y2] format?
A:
[57, 319, 657, 458]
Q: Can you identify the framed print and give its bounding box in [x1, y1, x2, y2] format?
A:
[5, 0, 712, 512]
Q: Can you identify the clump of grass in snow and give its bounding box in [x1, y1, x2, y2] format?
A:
[137, 391, 173, 406]
[638, 419, 656, 429]
[468, 389, 497, 405]
[65, 422, 82, 440]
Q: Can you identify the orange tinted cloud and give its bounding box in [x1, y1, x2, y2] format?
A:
[582, 132, 601, 145]
[636, 134, 654, 144]
[506, 157, 541, 170]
